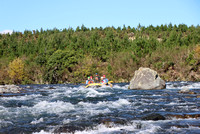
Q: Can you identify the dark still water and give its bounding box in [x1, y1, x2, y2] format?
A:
[0, 82, 200, 134]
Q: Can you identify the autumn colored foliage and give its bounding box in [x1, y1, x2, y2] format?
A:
[8, 58, 25, 84]
[194, 45, 200, 58]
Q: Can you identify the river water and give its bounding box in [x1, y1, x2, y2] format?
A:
[0, 82, 200, 134]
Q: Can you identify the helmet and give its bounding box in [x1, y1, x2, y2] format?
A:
[101, 77, 103, 79]
[90, 76, 93, 78]
[88, 77, 90, 79]
[103, 75, 105, 78]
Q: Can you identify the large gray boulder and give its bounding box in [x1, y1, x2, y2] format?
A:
[0, 85, 21, 93]
[129, 67, 166, 90]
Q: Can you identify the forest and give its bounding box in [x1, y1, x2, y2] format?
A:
[0, 23, 200, 84]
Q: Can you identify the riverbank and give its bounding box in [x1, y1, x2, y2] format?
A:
[0, 24, 199, 85]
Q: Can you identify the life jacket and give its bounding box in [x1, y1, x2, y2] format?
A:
[86, 80, 90, 84]
[88, 80, 94, 84]
[95, 76, 100, 83]
[103, 78, 108, 83]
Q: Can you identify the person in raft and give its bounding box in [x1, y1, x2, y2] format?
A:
[94, 73, 100, 83]
[100, 77, 104, 84]
[86, 76, 94, 84]
[86, 77, 90, 84]
[101, 75, 109, 85]
[90, 76, 94, 83]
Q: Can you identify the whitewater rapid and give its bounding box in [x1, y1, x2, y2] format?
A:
[0, 82, 200, 134]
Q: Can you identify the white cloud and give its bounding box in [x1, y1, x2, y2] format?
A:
[0, 30, 13, 34]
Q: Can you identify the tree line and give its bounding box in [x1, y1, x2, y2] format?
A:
[0, 24, 200, 84]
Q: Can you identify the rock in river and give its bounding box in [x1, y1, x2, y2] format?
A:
[0, 85, 22, 93]
[142, 113, 166, 121]
[129, 67, 166, 90]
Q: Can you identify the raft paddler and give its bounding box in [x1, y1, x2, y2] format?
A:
[102, 75, 109, 85]
[86, 76, 94, 84]
[85, 77, 90, 84]
[94, 73, 100, 83]
[89, 76, 94, 84]
[100, 77, 104, 84]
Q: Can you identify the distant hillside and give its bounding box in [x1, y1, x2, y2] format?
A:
[0, 24, 200, 84]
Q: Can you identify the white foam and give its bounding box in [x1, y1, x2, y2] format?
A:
[85, 88, 109, 97]
[166, 82, 200, 89]
[62, 118, 71, 124]
[0, 120, 13, 128]
[190, 83, 200, 90]
[64, 89, 73, 95]
[76, 99, 130, 116]
[166, 102, 179, 105]
[74, 123, 135, 134]
[74, 87, 111, 97]
[31, 118, 44, 124]
[152, 94, 162, 97]
[78, 99, 130, 109]
[0, 94, 42, 101]
[0, 106, 9, 117]
[74, 121, 161, 134]
[77, 101, 111, 115]
[113, 84, 129, 89]
[135, 121, 162, 134]
[32, 130, 51, 134]
[32, 101, 75, 114]
[170, 125, 200, 133]
[111, 99, 131, 108]
[165, 101, 193, 106]
[49, 92, 64, 99]
[47, 85, 113, 99]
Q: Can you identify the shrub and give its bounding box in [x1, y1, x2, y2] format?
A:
[44, 49, 78, 83]
[8, 58, 25, 84]
[194, 45, 200, 59]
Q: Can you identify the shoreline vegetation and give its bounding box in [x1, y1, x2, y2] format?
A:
[0, 24, 200, 85]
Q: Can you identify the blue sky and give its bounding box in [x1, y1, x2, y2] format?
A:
[0, 0, 199, 33]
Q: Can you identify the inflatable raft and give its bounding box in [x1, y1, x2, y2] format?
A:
[85, 81, 113, 88]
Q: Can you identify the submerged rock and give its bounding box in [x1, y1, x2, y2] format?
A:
[48, 86, 56, 89]
[129, 67, 166, 90]
[167, 114, 200, 119]
[173, 125, 200, 128]
[100, 118, 127, 127]
[141, 113, 166, 121]
[178, 87, 196, 94]
[179, 87, 190, 92]
[53, 124, 85, 133]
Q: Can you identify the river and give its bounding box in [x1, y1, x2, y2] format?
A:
[0, 82, 200, 134]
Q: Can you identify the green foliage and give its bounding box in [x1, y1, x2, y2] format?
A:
[154, 62, 163, 70]
[186, 45, 200, 67]
[0, 24, 200, 83]
[107, 64, 112, 75]
[186, 53, 196, 65]
[44, 49, 77, 83]
[36, 53, 47, 66]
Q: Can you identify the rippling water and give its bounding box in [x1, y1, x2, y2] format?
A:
[0, 82, 200, 134]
